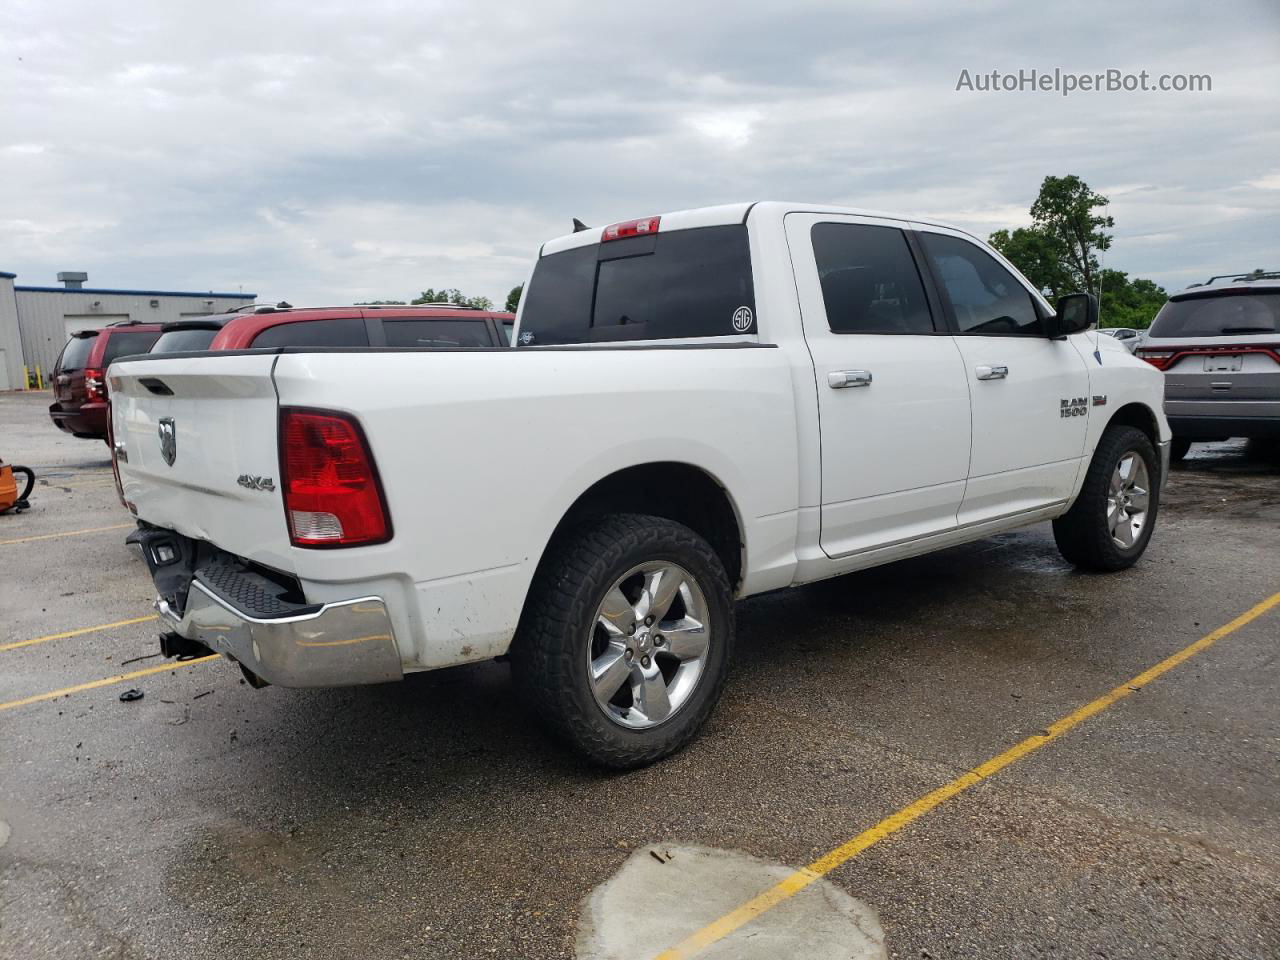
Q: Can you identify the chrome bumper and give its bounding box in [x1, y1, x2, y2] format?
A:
[156, 579, 403, 688]
[1157, 438, 1171, 491]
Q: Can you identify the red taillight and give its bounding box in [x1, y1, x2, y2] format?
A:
[601, 216, 660, 242]
[84, 367, 107, 401]
[279, 408, 391, 548]
[1136, 350, 1173, 370]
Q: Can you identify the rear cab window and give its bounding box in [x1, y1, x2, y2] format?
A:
[1148, 291, 1280, 338]
[518, 224, 756, 345]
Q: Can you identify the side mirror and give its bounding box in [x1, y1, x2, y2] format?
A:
[1049, 292, 1098, 338]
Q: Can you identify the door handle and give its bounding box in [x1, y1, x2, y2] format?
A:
[829, 370, 872, 389]
[975, 365, 1008, 380]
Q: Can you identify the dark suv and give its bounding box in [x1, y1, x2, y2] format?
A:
[49, 322, 163, 440]
[150, 303, 515, 354]
[1137, 272, 1280, 459]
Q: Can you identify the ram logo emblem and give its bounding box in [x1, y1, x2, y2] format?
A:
[158, 417, 177, 466]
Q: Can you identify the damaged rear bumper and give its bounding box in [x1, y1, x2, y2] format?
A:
[157, 580, 403, 688]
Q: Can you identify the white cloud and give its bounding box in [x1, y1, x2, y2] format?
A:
[1, 0, 1278, 300]
[684, 109, 762, 150]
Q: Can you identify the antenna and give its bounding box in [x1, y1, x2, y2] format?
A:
[1093, 220, 1108, 365]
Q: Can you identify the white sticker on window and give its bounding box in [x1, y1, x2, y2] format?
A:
[732, 306, 754, 332]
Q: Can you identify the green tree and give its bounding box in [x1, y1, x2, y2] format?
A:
[411, 287, 493, 310]
[1028, 174, 1114, 294]
[990, 174, 1114, 298]
[505, 283, 524, 313]
[1097, 269, 1167, 329]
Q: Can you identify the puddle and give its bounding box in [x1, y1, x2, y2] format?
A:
[577, 844, 886, 959]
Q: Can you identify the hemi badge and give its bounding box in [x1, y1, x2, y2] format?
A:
[1092, 395, 1108, 406]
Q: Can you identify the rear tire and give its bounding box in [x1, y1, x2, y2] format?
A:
[1054, 425, 1160, 572]
[1169, 437, 1192, 462]
[512, 513, 734, 769]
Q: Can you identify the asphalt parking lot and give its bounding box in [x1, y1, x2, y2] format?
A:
[2, 388, 1278, 959]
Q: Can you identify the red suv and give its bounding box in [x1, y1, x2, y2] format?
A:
[49, 322, 163, 440]
[150, 304, 515, 354]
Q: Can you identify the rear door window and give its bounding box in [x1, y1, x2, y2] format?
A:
[810, 223, 936, 334]
[57, 334, 97, 371]
[382, 319, 492, 347]
[151, 328, 219, 353]
[102, 331, 161, 365]
[919, 232, 1042, 336]
[1148, 291, 1280, 338]
[519, 224, 756, 345]
[250, 317, 369, 348]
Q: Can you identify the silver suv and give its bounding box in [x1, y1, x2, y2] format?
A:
[1137, 272, 1280, 459]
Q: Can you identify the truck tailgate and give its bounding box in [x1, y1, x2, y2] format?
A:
[110, 354, 296, 574]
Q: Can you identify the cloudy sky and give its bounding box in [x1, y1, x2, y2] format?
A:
[3, 0, 1278, 306]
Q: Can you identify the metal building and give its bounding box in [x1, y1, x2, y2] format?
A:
[0, 271, 255, 389]
[0, 272, 22, 391]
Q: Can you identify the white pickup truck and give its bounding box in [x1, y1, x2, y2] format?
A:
[110, 202, 1170, 767]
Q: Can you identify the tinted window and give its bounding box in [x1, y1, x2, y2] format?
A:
[57, 334, 97, 371]
[921, 233, 1041, 335]
[811, 223, 935, 334]
[499, 319, 514, 345]
[382, 319, 492, 347]
[519, 225, 756, 345]
[251, 317, 368, 348]
[1148, 292, 1279, 338]
[103, 331, 161, 365]
[151, 328, 219, 353]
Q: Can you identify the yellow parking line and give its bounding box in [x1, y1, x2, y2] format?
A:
[0, 522, 132, 546]
[653, 589, 1280, 960]
[0, 655, 220, 713]
[0, 614, 159, 653]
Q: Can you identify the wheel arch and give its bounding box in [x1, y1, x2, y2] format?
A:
[526, 461, 746, 601]
[1104, 402, 1160, 446]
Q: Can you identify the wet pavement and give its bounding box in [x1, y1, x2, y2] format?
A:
[2, 389, 1278, 959]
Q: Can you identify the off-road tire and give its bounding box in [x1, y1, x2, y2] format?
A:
[1053, 425, 1159, 572]
[511, 513, 734, 769]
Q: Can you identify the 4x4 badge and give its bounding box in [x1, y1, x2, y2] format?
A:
[158, 417, 177, 466]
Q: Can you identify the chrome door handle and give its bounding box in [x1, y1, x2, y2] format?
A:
[975, 365, 1008, 380]
[828, 370, 873, 389]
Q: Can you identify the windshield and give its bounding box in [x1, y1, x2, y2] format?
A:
[518, 225, 756, 345]
[1148, 291, 1280, 338]
[151, 327, 219, 353]
[57, 334, 98, 371]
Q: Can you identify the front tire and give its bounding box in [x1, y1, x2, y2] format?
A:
[512, 513, 734, 769]
[1053, 425, 1160, 572]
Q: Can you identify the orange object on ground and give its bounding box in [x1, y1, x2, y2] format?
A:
[0, 461, 35, 513]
